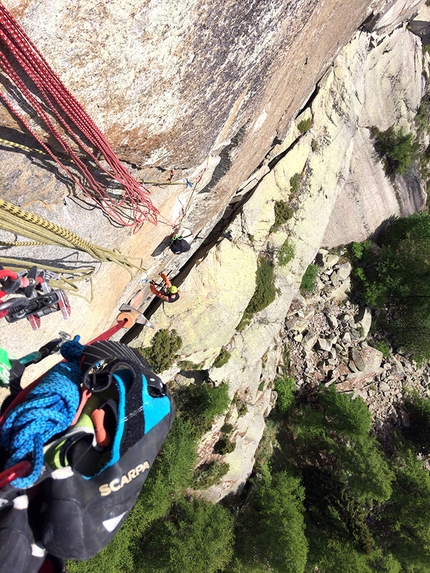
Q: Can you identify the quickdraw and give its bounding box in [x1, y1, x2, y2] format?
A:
[0, 266, 70, 330]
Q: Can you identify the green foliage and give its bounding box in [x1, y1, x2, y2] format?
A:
[289, 172, 302, 196]
[67, 522, 135, 573]
[377, 447, 430, 572]
[269, 385, 395, 572]
[372, 126, 419, 176]
[137, 418, 198, 525]
[232, 390, 248, 416]
[300, 263, 318, 294]
[289, 388, 393, 506]
[135, 498, 234, 573]
[193, 460, 230, 489]
[237, 257, 277, 330]
[214, 435, 235, 455]
[277, 239, 295, 266]
[350, 213, 430, 360]
[139, 329, 182, 373]
[247, 257, 277, 312]
[213, 348, 231, 368]
[307, 536, 374, 573]
[402, 392, 430, 455]
[318, 384, 372, 437]
[370, 340, 391, 358]
[177, 381, 230, 435]
[414, 100, 430, 134]
[177, 359, 204, 371]
[67, 418, 198, 573]
[350, 240, 373, 261]
[254, 419, 278, 471]
[274, 374, 296, 413]
[234, 470, 308, 573]
[297, 117, 312, 133]
[271, 200, 294, 232]
[220, 422, 234, 434]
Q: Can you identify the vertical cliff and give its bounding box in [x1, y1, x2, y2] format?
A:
[0, 0, 427, 497]
[0, 0, 377, 358]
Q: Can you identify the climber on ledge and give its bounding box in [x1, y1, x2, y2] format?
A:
[150, 272, 180, 303]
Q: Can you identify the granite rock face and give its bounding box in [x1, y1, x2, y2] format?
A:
[0, 0, 428, 497]
[0, 0, 376, 360]
[1, 0, 371, 170]
[137, 5, 429, 500]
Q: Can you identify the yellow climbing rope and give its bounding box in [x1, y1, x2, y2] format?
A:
[0, 199, 145, 275]
[0, 256, 95, 301]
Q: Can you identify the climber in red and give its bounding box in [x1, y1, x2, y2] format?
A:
[150, 273, 180, 303]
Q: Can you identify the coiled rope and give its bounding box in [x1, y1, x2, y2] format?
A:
[0, 256, 95, 300]
[0, 360, 81, 488]
[0, 5, 159, 229]
[0, 198, 144, 275]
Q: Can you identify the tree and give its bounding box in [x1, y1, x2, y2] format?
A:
[372, 126, 419, 175]
[176, 381, 230, 435]
[402, 392, 430, 455]
[350, 213, 430, 360]
[136, 417, 198, 526]
[135, 498, 234, 573]
[376, 447, 430, 572]
[139, 328, 182, 373]
[234, 469, 308, 573]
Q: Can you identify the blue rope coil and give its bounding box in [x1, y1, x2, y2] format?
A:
[61, 335, 85, 361]
[0, 360, 81, 488]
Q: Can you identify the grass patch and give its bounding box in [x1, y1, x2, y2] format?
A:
[213, 348, 231, 368]
[139, 329, 182, 373]
[237, 257, 277, 330]
[270, 200, 293, 233]
[289, 173, 302, 196]
[300, 263, 319, 294]
[193, 460, 230, 489]
[177, 359, 204, 371]
[277, 239, 295, 266]
[297, 117, 312, 133]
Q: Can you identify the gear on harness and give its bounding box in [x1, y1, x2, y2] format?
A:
[0, 266, 70, 330]
[0, 332, 175, 571]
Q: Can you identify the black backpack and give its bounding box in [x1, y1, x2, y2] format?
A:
[170, 238, 191, 254]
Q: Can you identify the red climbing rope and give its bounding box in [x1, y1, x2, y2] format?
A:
[0, 4, 159, 230]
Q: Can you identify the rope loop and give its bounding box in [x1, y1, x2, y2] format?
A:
[0, 361, 81, 488]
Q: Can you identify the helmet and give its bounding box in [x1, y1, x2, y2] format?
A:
[169, 285, 178, 294]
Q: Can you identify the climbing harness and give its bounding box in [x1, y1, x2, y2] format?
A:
[0, 5, 158, 229]
[0, 266, 70, 329]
